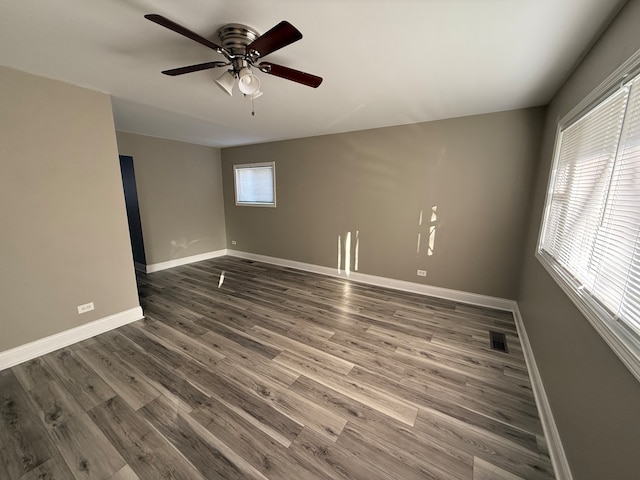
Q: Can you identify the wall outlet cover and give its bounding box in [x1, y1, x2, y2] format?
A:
[77, 302, 95, 314]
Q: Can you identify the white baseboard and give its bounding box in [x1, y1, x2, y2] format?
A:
[145, 249, 227, 273]
[512, 304, 573, 480]
[0, 306, 144, 371]
[227, 249, 515, 311]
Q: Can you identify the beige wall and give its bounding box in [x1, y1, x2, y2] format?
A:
[0, 67, 140, 352]
[116, 132, 226, 266]
[222, 108, 544, 299]
[517, 1, 640, 478]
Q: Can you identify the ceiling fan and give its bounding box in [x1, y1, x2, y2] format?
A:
[144, 14, 323, 100]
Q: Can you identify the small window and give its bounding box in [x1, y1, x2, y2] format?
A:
[537, 65, 640, 381]
[234, 162, 276, 207]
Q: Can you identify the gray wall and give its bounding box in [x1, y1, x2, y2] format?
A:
[222, 108, 544, 299]
[116, 132, 226, 266]
[0, 66, 140, 352]
[518, 1, 640, 479]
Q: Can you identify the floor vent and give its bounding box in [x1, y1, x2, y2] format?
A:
[489, 331, 508, 353]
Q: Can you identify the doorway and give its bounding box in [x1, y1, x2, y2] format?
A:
[119, 155, 147, 271]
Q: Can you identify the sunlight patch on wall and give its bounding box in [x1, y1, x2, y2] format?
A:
[337, 230, 359, 276]
[355, 230, 360, 272]
[345, 232, 352, 276]
[416, 205, 439, 276]
[428, 205, 438, 256]
[337, 234, 342, 274]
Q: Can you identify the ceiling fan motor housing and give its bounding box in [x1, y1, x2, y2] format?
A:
[217, 23, 261, 74]
[218, 24, 259, 55]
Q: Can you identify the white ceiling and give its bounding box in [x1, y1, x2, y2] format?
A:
[0, 0, 625, 147]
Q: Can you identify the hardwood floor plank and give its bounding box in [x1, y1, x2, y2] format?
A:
[413, 383, 540, 452]
[108, 336, 208, 413]
[337, 421, 457, 480]
[93, 329, 140, 353]
[11, 356, 57, 392]
[349, 364, 543, 444]
[415, 408, 554, 480]
[178, 361, 303, 447]
[88, 396, 205, 480]
[18, 454, 74, 480]
[277, 353, 417, 429]
[13, 360, 127, 479]
[198, 301, 295, 335]
[196, 319, 282, 359]
[220, 350, 300, 388]
[191, 395, 327, 480]
[107, 465, 140, 480]
[118, 324, 189, 369]
[214, 358, 347, 441]
[140, 395, 269, 480]
[473, 456, 527, 480]
[0, 370, 59, 479]
[142, 301, 208, 337]
[289, 427, 397, 480]
[197, 329, 289, 374]
[73, 342, 161, 411]
[42, 348, 116, 411]
[288, 324, 336, 340]
[289, 375, 473, 480]
[132, 319, 225, 369]
[285, 327, 406, 379]
[251, 326, 355, 375]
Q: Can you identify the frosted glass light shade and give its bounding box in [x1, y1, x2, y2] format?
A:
[215, 70, 235, 96]
[238, 67, 261, 95]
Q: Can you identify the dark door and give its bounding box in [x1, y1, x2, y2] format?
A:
[119, 155, 147, 268]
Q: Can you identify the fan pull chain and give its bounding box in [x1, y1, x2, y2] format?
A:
[251, 95, 256, 116]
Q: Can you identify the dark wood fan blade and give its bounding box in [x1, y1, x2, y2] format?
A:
[247, 21, 302, 58]
[259, 62, 323, 88]
[145, 14, 222, 51]
[162, 61, 227, 76]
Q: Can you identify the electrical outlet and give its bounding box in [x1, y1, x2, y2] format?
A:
[417, 269, 427, 277]
[77, 302, 94, 314]
[231, 240, 237, 245]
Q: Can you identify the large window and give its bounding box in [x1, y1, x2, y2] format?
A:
[234, 162, 276, 207]
[538, 66, 640, 380]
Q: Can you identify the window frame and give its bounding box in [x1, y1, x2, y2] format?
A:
[536, 50, 640, 383]
[233, 161, 277, 208]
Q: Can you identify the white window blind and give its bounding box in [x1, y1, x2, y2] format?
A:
[539, 72, 640, 346]
[234, 162, 276, 206]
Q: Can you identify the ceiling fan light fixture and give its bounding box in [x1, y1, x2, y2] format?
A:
[251, 89, 263, 99]
[215, 70, 235, 96]
[237, 67, 261, 95]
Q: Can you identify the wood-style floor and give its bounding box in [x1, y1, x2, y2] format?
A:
[0, 256, 555, 480]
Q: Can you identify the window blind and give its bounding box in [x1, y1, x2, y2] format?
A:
[234, 163, 275, 205]
[540, 73, 640, 337]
